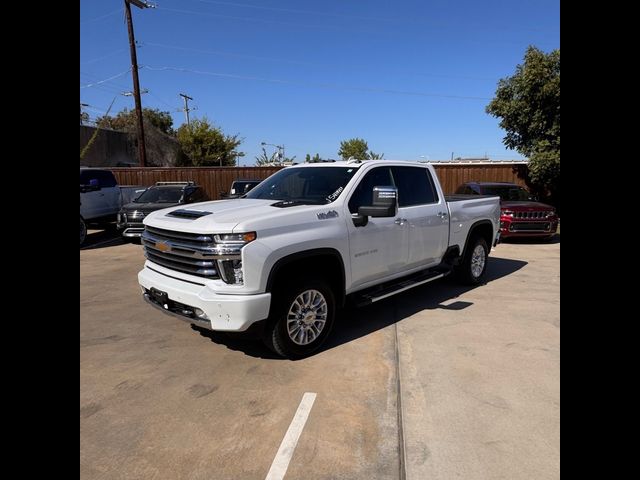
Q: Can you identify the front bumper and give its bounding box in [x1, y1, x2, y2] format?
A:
[138, 265, 271, 331]
[121, 226, 144, 238]
[117, 212, 145, 237]
[499, 218, 558, 237]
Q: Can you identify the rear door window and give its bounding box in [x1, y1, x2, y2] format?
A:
[390, 166, 439, 206]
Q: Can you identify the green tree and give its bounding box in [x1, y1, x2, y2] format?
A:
[176, 117, 244, 166]
[96, 108, 175, 135]
[338, 138, 384, 160]
[305, 153, 322, 162]
[338, 138, 369, 160]
[486, 46, 560, 204]
[255, 147, 277, 166]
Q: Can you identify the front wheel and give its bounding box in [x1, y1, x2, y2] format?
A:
[455, 236, 489, 285]
[264, 280, 336, 359]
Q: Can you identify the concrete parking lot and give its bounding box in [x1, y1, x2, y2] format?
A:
[80, 230, 559, 480]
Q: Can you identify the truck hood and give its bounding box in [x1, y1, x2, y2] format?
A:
[143, 198, 324, 233]
[121, 202, 180, 214]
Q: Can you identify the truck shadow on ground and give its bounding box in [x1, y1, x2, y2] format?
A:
[193, 256, 528, 360]
[502, 233, 560, 245]
[81, 226, 128, 251]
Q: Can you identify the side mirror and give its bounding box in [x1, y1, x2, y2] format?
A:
[80, 179, 101, 193]
[352, 186, 398, 227]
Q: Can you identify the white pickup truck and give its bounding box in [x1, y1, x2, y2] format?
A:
[138, 160, 501, 358]
[80, 167, 144, 246]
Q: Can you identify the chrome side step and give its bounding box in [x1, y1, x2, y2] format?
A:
[354, 268, 451, 307]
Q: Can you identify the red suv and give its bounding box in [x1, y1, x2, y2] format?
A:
[455, 182, 558, 240]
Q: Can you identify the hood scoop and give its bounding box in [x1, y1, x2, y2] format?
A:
[166, 209, 213, 219]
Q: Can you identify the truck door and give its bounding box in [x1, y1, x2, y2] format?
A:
[80, 170, 109, 219]
[391, 166, 449, 269]
[345, 166, 409, 289]
[95, 170, 121, 213]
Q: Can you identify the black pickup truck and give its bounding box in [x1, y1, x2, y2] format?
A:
[117, 182, 208, 239]
[220, 179, 261, 199]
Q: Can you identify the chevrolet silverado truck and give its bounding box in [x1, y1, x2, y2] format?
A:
[138, 160, 501, 358]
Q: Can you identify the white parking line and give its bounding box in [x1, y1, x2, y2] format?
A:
[265, 392, 317, 480]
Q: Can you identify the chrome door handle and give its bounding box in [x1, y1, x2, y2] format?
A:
[437, 212, 448, 218]
[395, 218, 407, 225]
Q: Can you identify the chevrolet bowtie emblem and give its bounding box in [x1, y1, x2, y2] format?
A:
[155, 241, 171, 253]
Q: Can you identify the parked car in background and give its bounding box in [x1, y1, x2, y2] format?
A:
[220, 179, 261, 199]
[455, 181, 558, 240]
[117, 182, 208, 239]
[80, 167, 144, 246]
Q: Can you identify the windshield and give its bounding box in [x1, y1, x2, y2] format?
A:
[483, 185, 532, 201]
[245, 166, 360, 204]
[134, 187, 184, 203]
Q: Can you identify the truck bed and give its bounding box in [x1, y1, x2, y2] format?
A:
[446, 195, 501, 253]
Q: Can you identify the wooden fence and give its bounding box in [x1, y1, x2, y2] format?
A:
[111, 167, 283, 200]
[432, 163, 528, 194]
[111, 163, 528, 200]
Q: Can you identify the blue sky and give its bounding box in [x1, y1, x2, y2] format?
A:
[80, 0, 559, 166]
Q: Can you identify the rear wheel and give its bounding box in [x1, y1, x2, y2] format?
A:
[264, 280, 336, 359]
[456, 236, 488, 285]
[80, 216, 87, 246]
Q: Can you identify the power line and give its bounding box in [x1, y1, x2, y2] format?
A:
[80, 71, 132, 92]
[177, 0, 559, 34]
[80, 68, 131, 88]
[142, 41, 319, 68]
[81, 48, 128, 66]
[80, 7, 123, 24]
[147, 91, 178, 110]
[156, 6, 555, 47]
[141, 41, 498, 81]
[155, 6, 395, 36]
[143, 65, 491, 100]
[186, 0, 407, 24]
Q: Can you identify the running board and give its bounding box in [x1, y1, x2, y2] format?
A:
[354, 268, 451, 307]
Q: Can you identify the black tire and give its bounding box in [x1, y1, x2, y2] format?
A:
[455, 236, 489, 285]
[263, 279, 336, 359]
[80, 216, 87, 247]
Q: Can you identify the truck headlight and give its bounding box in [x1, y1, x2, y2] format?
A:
[502, 210, 514, 217]
[214, 232, 256, 243]
[214, 232, 256, 284]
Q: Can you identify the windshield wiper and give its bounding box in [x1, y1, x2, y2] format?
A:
[270, 199, 323, 208]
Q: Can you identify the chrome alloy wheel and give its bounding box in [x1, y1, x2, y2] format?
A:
[286, 289, 328, 345]
[471, 244, 486, 278]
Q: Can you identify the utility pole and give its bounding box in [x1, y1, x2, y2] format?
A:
[451, 151, 454, 161]
[124, 0, 152, 167]
[179, 93, 194, 126]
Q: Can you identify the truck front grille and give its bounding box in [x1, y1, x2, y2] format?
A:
[142, 226, 240, 279]
[513, 211, 550, 219]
